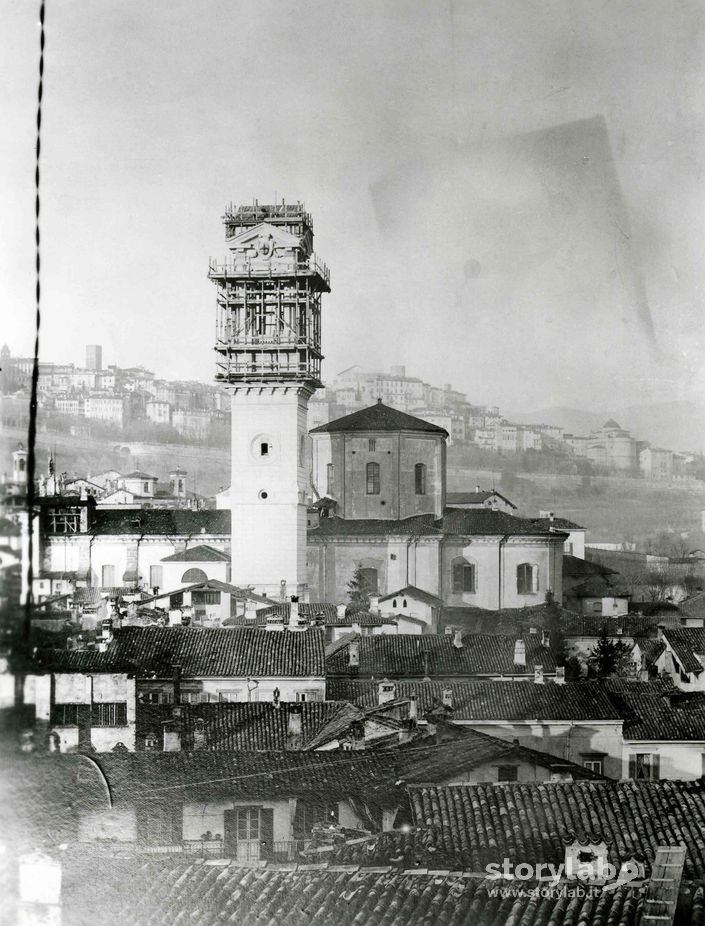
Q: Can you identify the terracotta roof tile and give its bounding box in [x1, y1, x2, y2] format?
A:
[60, 856, 646, 926]
[603, 679, 705, 741]
[326, 680, 622, 721]
[326, 633, 557, 677]
[407, 780, 705, 879]
[160, 544, 230, 563]
[662, 628, 705, 675]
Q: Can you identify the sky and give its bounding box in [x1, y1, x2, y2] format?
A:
[3, 0, 705, 412]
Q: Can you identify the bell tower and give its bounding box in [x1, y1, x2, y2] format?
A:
[208, 201, 330, 598]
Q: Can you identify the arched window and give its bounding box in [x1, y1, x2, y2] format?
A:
[414, 463, 426, 495]
[517, 563, 539, 595]
[451, 557, 476, 593]
[359, 566, 378, 594]
[182, 567, 208, 584]
[366, 462, 380, 495]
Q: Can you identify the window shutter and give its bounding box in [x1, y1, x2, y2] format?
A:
[628, 755, 637, 779]
[260, 808, 274, 852]
[652, 754, 660, 780]
[533, 565, 539, 593]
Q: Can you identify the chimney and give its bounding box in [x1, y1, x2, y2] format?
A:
[265, 613, 285, 631]
[378, 679, 396, 704]
[554, 666, 566, 685]
[453, 630, 463, 649]
[351, 620, 362, 634]
[168, 609, 183, 626]
[244, 599, 258, 621]
[513, 639, 526, 667]
[442, 687, 453, 708]
[273, 687, 281, 709]
[287, 704, 303, 742]
[534, 664, 544, 684]
[369, 595, 380, 615]
[408, 694, 418, 726]
[336, 603, 347, 619]
[529, 626, 537, 635]
[290, 598, 299, 625]
[541, 629, 550, 648]
[475, 484, 481, 492]
[348, 640, 360, 667]
[172, 664, 182, 705]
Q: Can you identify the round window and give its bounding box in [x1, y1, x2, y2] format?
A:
[258, 490, 269, 500]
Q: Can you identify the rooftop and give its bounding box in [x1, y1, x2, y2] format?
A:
[326, 633, 557, 678]
[310, 401, 449, 436]
[160, 545, 231, 563]
[326, 679, 622, 721]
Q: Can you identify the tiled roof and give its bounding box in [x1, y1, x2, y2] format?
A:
[309, 514, 441, 538]
[122, 471, 157, 479]
[638, 638, 667, 668]
[326, 633, 557, 677]
[93, 750, 399, 802]
[32, 648, 138, 674]
[61, 857, 646, 926]
[310, 401, 449, 435]
[440, 508, 569, 537]
[249, 602, 338, 624]
[662, 628, 705, 675]
[446, 490, 517, 509]
[679, 592, 705, 619]
[91, 508, 230, 536]
[138, 579, 270, 606]
[408, 780, 705, 879]
[603, 679, 705, 741]
[160, 544, 230, 563]
[326, 680, 622, 721]
[37, 626, 326, 678]
[136, 701, 360, 751]
[378, 586, 442, 606]
[72, 587, 103, 606]
[531, 516, 586, 530]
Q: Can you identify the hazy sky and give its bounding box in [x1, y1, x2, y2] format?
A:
[3, 1, 704, 412]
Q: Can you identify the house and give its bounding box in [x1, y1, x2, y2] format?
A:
[604, 679, 705, 780]
[325, 631, 558, 682]
[377, 585, 442, 632]
[562, 553, 630, 615]
[636, 626, 705, 690]
[137, 578, 269, 627]
[156, 543, 231, 591]
[445, 488, 517, 513]
[327, 678, 624, 778]
[531, 514, 587, 558]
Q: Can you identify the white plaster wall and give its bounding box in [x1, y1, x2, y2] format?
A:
[622, 742, 705, 780]
[182, 800, 291, 843]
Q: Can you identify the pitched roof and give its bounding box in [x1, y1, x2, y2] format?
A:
[408, 779, 705, 879]
[310, 400, 449, 436]
[662, 627, 705, 675]
[563, 554, 616, 578]
[61, 858, 646, 926]
[440, 508, 569, 537]
[378, 586, 442, 606]
[530, 516, 586, 530]
[136, 700, 359, 751]
[446, 490, 517, 509]
[326, 679, 622, 721]
[35, 626, 327, 678]
[93, 750, 398, 802]
[122, 471, 158, 480]
[91, 508, 230, 536]
[603, 679, 705, 741]
[160, 544, 230, 563]
[310, 514, 441, 538]
[326, 633, 557, 678]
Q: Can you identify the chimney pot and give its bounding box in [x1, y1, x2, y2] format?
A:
[408, 694, 418, 724]
[513, 639, 526, 667]
[369, 595, 380, 615]
[442, 687, 453, 708]
[349, 640, 360, 667]
[555, 666, 566, 685]
[287, 704, 303, 740]
[541, 629, 550, 648]
[336, 603, 347, 619]
[534, 664, 544, 684]
[378, 679, 396, 704]
[453, 630, 463, 649]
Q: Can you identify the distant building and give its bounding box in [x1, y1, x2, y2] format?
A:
[86, 345, 103, 371]
[639, 446, 674, 480]
[587, 419, 638, 470]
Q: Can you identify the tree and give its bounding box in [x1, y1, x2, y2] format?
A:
[587, 626, 637, 679]
[346, 566, 377, 613]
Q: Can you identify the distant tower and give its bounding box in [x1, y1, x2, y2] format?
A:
[208, 201, 330, 597]
[169, 468, 188, 500]
[12, 442, 28, 485]
[86, 344, 103, 371]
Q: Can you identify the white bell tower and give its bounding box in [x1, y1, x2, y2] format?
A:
[208, 201, 330, 598]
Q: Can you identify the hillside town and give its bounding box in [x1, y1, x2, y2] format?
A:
[2, 342, 701, 480]
[2, 201, 705, 925]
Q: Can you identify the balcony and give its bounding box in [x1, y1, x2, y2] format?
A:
[140, 839, 310, 862]
[208, 255, 330, 290]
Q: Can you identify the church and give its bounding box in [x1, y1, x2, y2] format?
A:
[306, 400, 567, 610]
